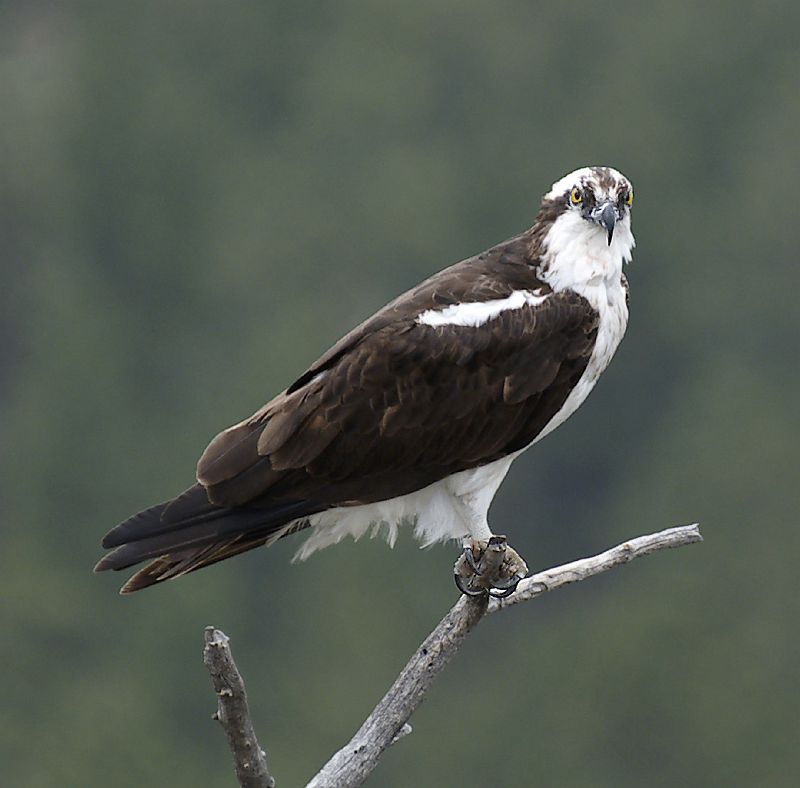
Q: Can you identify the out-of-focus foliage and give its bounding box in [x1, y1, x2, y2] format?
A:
[1, 2, 798, 786]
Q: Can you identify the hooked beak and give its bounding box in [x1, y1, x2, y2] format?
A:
[595, 201, 618, 245]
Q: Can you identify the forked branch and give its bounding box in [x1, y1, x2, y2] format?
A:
[205, 523, 702, 788]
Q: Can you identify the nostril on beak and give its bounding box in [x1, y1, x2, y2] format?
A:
[599, 202, 616, 245]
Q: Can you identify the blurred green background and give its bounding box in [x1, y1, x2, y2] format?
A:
[2, 2, 799, 786]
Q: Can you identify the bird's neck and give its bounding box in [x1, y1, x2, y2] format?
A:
[535, 211, 635, 293]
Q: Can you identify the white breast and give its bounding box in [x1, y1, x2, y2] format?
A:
[533, 208, 633, 442]
[534, 277, 628, 443]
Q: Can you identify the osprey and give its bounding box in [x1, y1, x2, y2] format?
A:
[96, 166, 635, 595]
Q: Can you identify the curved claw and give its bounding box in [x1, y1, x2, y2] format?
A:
[462, 545, 482, 574]
[454, 573, 488, 597]
[487, 574, 523, 599]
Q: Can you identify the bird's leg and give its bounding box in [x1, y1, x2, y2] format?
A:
[454, 535, 529, 598]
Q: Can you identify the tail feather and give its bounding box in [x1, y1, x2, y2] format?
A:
[95, 488, 325, 593]
[102, 485, 227, 549]
[118, 521, 310, 593]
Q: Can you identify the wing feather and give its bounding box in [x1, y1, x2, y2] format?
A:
[199, 285, 597, 509]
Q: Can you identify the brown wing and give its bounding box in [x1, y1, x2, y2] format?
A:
[196, 286, 598, 510]
[97, 233, 599, 591]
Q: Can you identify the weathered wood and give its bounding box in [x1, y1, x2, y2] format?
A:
[203, 627, 276, 788]
[307, 524, 702, 787]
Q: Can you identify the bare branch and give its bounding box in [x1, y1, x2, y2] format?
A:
[307, 524, 701, 787]
[306, 592, 489, 788]
[487, 523, 703, 614]
[203, 627, 275, 788]
[203, 526, 701, 787]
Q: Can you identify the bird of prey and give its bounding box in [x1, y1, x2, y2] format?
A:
[95, 166, 635, 596]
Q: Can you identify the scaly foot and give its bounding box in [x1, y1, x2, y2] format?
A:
[453, 535, 529, 598]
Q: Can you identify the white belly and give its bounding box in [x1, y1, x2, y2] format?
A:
[294, 456, 515, 560]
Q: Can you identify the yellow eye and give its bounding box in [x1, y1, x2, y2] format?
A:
[625, 189, 634, 207]
[570, 187, 583, 204]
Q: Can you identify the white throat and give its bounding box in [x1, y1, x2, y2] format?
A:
[540, 211, 635, 293]
[531, 207, 633, 446]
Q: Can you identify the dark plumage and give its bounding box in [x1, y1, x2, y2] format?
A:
[96, 166, 634, 593]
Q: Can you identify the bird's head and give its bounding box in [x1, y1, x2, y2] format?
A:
[543, 166, 634, 247]
[531, 166, 635, 288]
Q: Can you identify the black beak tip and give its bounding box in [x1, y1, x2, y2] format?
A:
[599, 202, 617, 246]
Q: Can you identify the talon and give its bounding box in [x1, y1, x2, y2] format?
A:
[487, 574, 524, 599]
[454, 538, 529, 598]
[463, 544, 481, 574]
[454, 573, 488, 597]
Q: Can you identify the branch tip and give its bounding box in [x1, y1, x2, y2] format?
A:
[203, 627, 274, 788]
